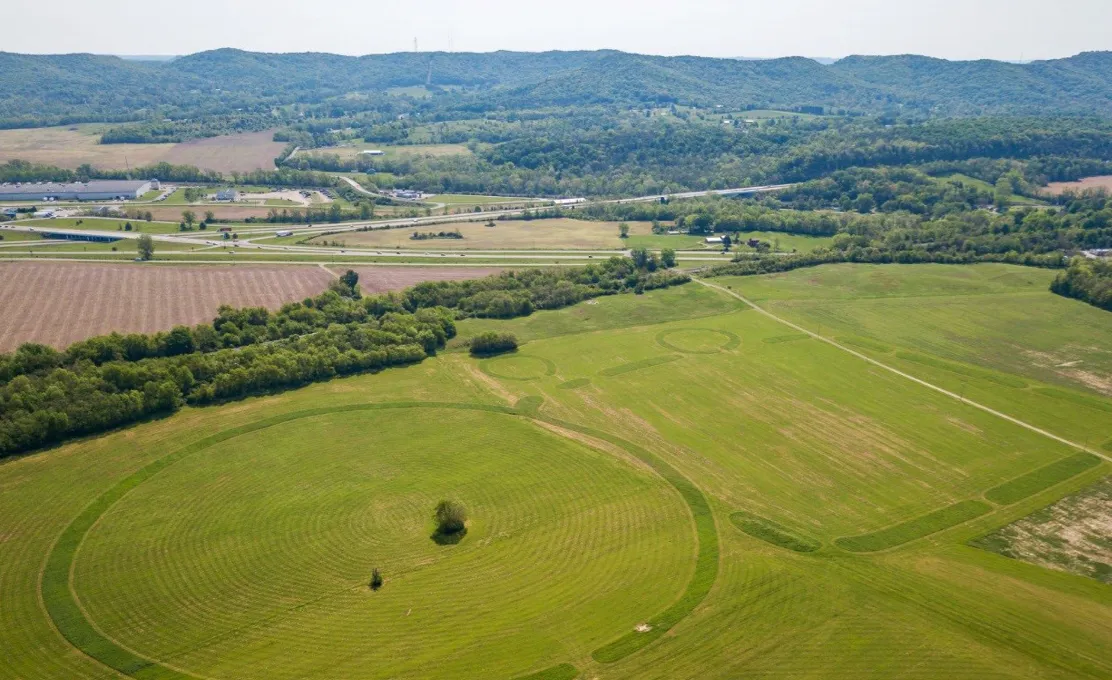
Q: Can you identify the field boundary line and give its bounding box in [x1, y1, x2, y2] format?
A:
[694, 278, 1111, 464]
[43, 401, 716, 680]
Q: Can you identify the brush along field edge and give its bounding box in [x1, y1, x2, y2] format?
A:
[694, 279, 1110, 464]
[41, 402, 719, 680]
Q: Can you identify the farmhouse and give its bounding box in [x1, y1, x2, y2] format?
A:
[0, 180, 153, 202]
[215, 189, 238, 201]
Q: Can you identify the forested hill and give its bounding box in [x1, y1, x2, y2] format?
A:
[2, 49, 1112, 125]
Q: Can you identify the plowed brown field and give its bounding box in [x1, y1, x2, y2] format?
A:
[0, 263, 499, 351]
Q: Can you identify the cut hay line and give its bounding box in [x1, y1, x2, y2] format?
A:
[513, 663, 579, 680]
[1032, 387, 1112, 413]
[894, 351, 1027, 388]
[729, 511, 821, 553]
[984, 453, 1102, 505]
[837, 336, 894, 353]
[655, 328, 741, 354]
[557, 378, 591, 390]
[761, 333, 810, 344]
[44, 402, 717, 678]
[598, 355, 682, 377]
[834, 500, 992, 553]
[479, 355, 558, 381]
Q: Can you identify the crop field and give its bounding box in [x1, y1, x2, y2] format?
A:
[0, 127, 282, 173]
[1043, 175, 1112, 195]
[157, 130, 285, 173]
[313, 219, 663, 250]
[2, 263, 1111, 679]
[0, 124, 173, 168]
[0, 262, 498, 350]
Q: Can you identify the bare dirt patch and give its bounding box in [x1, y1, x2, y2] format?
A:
[973, 475, 1112, 583]
[1043, 176, 1112, 196]
[158, 130, 285, 173]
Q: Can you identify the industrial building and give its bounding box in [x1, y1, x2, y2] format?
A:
[0, 180, 154, 202]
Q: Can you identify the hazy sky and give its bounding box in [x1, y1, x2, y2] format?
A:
[8, 0, 1110, 61]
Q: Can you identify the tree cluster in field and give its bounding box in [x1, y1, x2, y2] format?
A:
[1051, 258, 1112, 311]
[0, 258, 688, 458]
[469, 332, 518, 356]
[410, 229, 463, 240]
[405, 257, 689, 319]
[434, 500, 468, 535]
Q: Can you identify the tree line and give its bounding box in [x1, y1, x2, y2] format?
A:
[0, 259, 688, 458]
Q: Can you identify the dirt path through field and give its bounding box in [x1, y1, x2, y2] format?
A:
[694, 278, 1109, 462]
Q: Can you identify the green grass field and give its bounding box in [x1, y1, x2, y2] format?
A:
[2, 262, 1111, 679]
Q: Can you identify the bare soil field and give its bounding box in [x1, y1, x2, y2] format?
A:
[0, 262, 498, 351]
[304, 143, 472, 160]
[157, 130, 285, 173]
[141, 205, 275, 222]
[0, 125, 172, 169]
[974, 475, 1112, 584]
[314, 218, 658, 250]
[0, 126, 283, 173]
[1043, 176, 1112, 195]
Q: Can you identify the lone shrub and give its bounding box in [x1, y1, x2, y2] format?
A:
[370, 568, 383, 591]
[470, 332, 518, 356]
[434, 500, 468, 535]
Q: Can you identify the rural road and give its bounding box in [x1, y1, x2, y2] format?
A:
[695, 278, 1111, 463]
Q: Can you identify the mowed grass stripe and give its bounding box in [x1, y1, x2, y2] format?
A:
[894, 351, 1027, 388]
[532, 418, 719, 664]
[598, 355, 681, 377]
[983, 453, 1102, 505]
[513, 663, 579, 680]
[729, 511, 821, 553]
[45, 403, 717, 678]
[834, 500, 992, 553]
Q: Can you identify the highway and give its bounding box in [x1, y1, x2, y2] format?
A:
[0, 181, 792, 262]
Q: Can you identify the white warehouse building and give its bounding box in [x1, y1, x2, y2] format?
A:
[0, 180, 154, 202]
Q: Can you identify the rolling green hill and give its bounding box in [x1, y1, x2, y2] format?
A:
[3, 49, 1112, 125]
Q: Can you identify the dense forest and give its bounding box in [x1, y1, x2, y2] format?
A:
[3, 49, 1112, 128]
[0, 260, 687, 458]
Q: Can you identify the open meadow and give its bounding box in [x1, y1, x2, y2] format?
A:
[1042, 175, 1112, 195]
[0, 263, 1110, 679]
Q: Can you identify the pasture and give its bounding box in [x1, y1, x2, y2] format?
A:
[1, 263, 1111, 679]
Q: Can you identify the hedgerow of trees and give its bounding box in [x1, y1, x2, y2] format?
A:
[0, 258, 688, 458]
